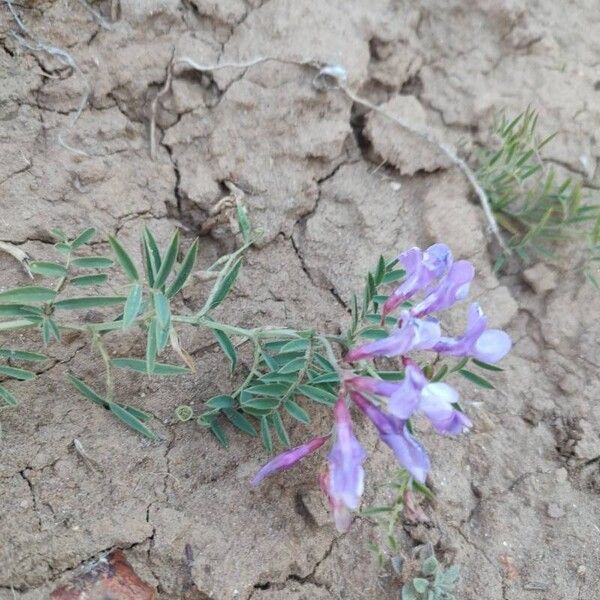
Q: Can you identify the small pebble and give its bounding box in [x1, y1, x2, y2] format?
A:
[547, 503, 565, 518]
[555, 468, 568, 483]
[523, 263, 557, 294]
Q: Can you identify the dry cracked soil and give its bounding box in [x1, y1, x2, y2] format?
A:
[1, 1, 599, 599]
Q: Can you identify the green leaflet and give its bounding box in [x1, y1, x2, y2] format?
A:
[166, 239, 198, 298]
[109, 402, 159, 441]
[122, 284, 143, 327]
[108, 236, 138, 281]
[245, 383, 288, 397]
[269, 412, 290, 447]
[29, 261, 68, 278]
[208, 258, 242, 310]
[278, 357, 306, 374]
[241, 397, 280, 410]
[69, 274, 109, 287]
[211, 329, 237, 372]
[0, 349, 47, 362]
[458, 369, 495, 389]
[206, 395, 235, 409]
[0, 384, 17, 406]
[71, 227, 97, 248]
[210, 419, 229, 447]
[283, 398, 310, 424]
[297, 384, 336, 405]
[71, 256, 114, 269]
[0, 286, 56, 304]
[260, 416, 272, 452]
[53, 296, 126, 310]
[65, 372, 106, 406]
[154, 230, 179, 289]
[112, 358, 189, 375]
[0, 366, 36, 380]
[224, 409, 257, 436]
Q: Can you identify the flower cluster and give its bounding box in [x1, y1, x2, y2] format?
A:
[251, 244, 511, 531]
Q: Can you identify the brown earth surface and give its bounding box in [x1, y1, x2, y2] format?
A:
[1, 1, 599, 599]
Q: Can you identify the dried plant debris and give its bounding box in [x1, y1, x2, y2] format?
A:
[50, 549, 156, 599]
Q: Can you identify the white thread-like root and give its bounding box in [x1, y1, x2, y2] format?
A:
[76, 0, 112, 30]
[338, 85, 509, 253]
[149, 54, 506, 251]
[6, 0, 91, 157]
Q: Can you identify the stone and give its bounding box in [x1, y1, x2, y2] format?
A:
[523, 263, 558, 294]
[364, 95, 451, 176]
[546, 503, 565, 519]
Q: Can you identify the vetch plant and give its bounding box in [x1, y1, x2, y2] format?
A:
[0, 214, 510, 531]
[0, 203, 256, 439]
[246, 243, 511, 530]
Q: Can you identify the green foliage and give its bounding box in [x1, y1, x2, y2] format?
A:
[181, 254, 413, 448]
[401, 554, 460, 600]
[0, 216, 249, 438]
[365, 469, 434, 571]
[0, 347, 45, 407]
[189, 330, 342, 449]
[476, 108, 600, 275]
[0, 213, 505, 457]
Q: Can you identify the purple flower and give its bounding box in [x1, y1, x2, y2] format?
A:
[412, 260, 474, 317]
[320, 469, 353, 532]
[251, 434, 330, 486]
[419, 381, 472, 435]
[345, 312, 441, 362]
[347, 364, 472, 435]
[434, 303, 512, 364]
[383, 244, 453, 317]
[327, 396, 367, 523]
[350, 391, 430, 483]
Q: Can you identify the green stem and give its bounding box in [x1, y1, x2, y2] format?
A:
[232, 338, 262, 399]
[54, 251, 73, 296]
[318, 335, 343, 377]
[280, 334, 315, 404]
[92, 331, 114, 402]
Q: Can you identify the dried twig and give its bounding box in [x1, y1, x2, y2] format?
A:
[76, 0, 112, 30]
[73, 438, 104, 473]
[338, 84, 508, 253]
[0, 241, 33, 278]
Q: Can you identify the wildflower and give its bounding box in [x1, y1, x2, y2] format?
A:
[419, 380, 472, 435]
[320, 468, 353, 532]
[344, 312, 440, 362]
[411, 260, 474, 317]
[350, 391, 430, 483]
[346, 364, 471, 435]
[382, 244, 453, 317]
[325, 395, 367, 531]
[434, 303, 512, 364]
[251, 434, 330, 486]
